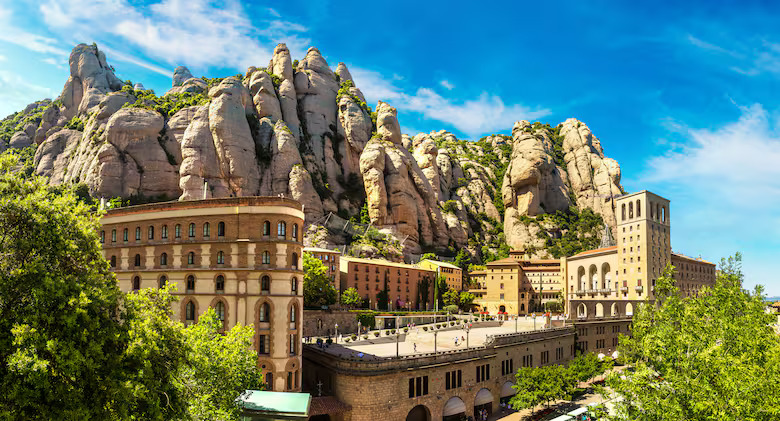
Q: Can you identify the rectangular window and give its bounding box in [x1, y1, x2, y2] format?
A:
[258, 335, 270, 354]
[541, 351, 549, 365]
[148, 226, 154, 240]
[111, 229, 116, 243]
[445, 370, 462, 390]
[556, 347, 564, 361]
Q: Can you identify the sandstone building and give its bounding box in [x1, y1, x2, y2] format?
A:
[339, 256, 436, 310]
[99, 197, 304, 392]
[418, 259, 464, 291]
[468, 258, 563, 315]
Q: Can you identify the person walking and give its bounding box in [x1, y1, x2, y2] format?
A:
[413, 343, 417, 353]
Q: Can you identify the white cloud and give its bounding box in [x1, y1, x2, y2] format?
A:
[0, 70, 56, 118]
[41, 56, 65, 69]
[640, 104, 780, 291]
[37, 0, 308, 71]
[0, 5, 68, 56]
[350, 67, 550, 138]
[439, 79, 454, 90]
[0, 54, 5, 61]
[100, 45, 170, 77]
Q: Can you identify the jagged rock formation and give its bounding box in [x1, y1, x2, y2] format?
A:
[3, 42, 625, 262]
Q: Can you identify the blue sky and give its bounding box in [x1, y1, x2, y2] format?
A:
[1, 0, 779, 294]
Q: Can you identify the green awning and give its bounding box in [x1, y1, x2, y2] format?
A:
[236, 390, 311, 420]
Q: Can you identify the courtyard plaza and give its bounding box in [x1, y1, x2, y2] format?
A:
[309, 315, 559, 359]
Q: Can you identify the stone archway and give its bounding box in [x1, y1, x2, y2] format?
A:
[442, 396, 467, 421]
[577, 303, 588, 319]
[500, 381, 515, 405]
[406, 404, 431, 421]
[626, 302, 634, 316]
[595, 302, 604, 318]
[474, 388, 493, 419]
[610, 302, 619, 317]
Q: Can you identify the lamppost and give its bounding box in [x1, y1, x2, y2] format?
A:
[357, 320, 361, 336]
[434, 331, 438, 354]
[335, 323, 339, 343]
[515, 315, 518, 333]
[465, 324, 470, 348]
[396, 330, 400, 357]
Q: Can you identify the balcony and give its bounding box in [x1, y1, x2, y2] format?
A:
[635, 285, 644, 293]
[600, 289, 612, 296]
[620, 286, 629, 293]
[575, 290, 586, 297]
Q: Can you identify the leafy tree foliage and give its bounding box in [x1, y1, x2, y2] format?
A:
[121, 85, 210, 119]
[340, 287, 362, 308]
[606, 255, 780, 420]
[303, 253, 337, 308]
[458, 291, 476, 311]
[443, 289, 460, 308]
[0, 153, 264, 419]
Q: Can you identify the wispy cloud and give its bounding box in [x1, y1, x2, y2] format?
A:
[640, 103, 780, 289]
[439, 79, 454, 90]
[100, 45, 170, 77]
[0, 70, 56, 118]
[0, 5, 68, 57]
[36, 0, 308, 71]
[351, 67, 550, 138]
[41, 56, 65, 70]
[686, 32, 780, 77]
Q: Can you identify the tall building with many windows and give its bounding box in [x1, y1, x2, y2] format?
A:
[99, 197, 304, 392]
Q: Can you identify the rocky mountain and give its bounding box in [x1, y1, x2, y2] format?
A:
[0, 43, 624, 263]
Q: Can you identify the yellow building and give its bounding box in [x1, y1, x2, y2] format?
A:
[100, 197, 304, 392]
[418, 259, 464, 291]
[469, 270, 487, 301]
[561, 191, 716, 320]
[469, 258, 563, 315]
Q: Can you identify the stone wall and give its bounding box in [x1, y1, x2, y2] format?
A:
[303, 310, 360, 337]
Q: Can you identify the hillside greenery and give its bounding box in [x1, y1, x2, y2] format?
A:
[0, 99, 54, 143]
[120, 85, 210, 118]
[518, 206, 605, 258]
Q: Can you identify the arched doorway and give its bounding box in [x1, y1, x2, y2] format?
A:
[595, 303, 604, 318]
[499, 305, 506, 313]
[577, 303, 587, 319]
[442, 397, 466, 421]
[406, 405, 430, 421]
[500, 381, 516, 405]
[626, 302, 634, 316]
[611, 302, 619, 317]
[474, 388, 493, 419]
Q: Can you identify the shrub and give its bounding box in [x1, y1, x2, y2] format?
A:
[351, 334, 357, 341]
[344, 338, 351, 343]
[373, 331, 380, 337]
[362, 335, 368, 340]
[423, 326, 429, 331]
[390, 329, 396, 334]
[403, 327, 409, 333]
[64, 116, 86, 131]
[385, 330, 390, 335]
[450, 321, 455, 326]
[326, 338, 333, 344]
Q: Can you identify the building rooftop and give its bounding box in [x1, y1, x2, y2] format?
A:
[671, 252, 715, 265]
[304, 247, 342, 255]
[419, 259, 461, 270]
[340, 256, 435, 272]
[235, 390, 311, 418]
[571, 246, 618, 258]
[469, 270, 486, 276]
[486, 257, 521, 266]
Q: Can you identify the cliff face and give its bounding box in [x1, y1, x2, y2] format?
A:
[1, 43, 624, 261]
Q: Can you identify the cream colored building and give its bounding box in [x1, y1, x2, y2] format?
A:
[100, 197, 304, 392]
[339, 256, 436, 310]
[470, 258, 563, 315]
[418, 259, 464, 291]
[562, 191, 716, 320]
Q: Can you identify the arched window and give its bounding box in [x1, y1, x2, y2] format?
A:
[291, 277, 298, 294]
[111, 229, 117, 243]
[160, 252, 168, 266]
[261, 275, 270, 292]
[188, 223, 195, 238]
[263, 221, 271, 236]
[259, 302, 270, 322]
[292, 224, 298, 241]
[636, 199, 641, 217]
[159, 275, 167, 289]
[132, 276, 140, 291]
[134, 254, 141, 267]
[148, 226, 154, 240]
[629, 202, 634, 219]
[278, 221, 286, 238]
[262, 251, 270, 265]
[175, 224, 181, 239]
[186, 275, 195, 292]
[218, 221, 225, 237]
[621, 204, 626, 221]
[215, 301, 226, 326]
[265, 372, 273, 388]
[291, 253, 298, 270]
[217, 251, 224, 265]
[203, 222, 210, 237]
[216, 275, 225, 292]
[135, 227, 141, 241]
[123, 228, 128, 242]
[188, 252, 195, 265]
[110, 256, 116, 267]
[161, 225, 168, 239]
[290, 303, 297, 323]
[185, 301, 196, 326]
[100, 230, 105, 243]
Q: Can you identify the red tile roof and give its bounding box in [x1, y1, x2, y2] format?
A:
[309, 396, 352, 416]
[573, 246, 617, 257]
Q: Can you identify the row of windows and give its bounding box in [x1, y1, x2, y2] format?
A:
[476, 364, 490, 382]
[101, 221, 300, 244]
[501, 358, 514, 376]
[445, 370, 462, 390]
[409, 376, 429, 398]
[113, 251, 299, 270]
[129, 274, 299, 295]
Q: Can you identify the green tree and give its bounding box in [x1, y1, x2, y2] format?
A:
[435, 275, 449, 309]
[458, 291, 476, 311]
[443, 289, 460, 308]
[376, 277, 389, 310]
[417, 277, 432, 310]
[341, 287, 362, 308]
[510, 364, 574, 412]
[0, 152, 133, 419]
[179, 307, 264, 419]
[568, 351, 610, 383]
[303, 253, 337, 307]
[606, 255, 780, 420]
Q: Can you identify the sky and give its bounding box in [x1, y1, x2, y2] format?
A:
[1, 0, 779, 294]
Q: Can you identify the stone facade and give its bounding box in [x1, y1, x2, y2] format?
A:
[418, 260, 464, 292]
[303, 309, 360, 338]
[100, 196, 304, 392]
[303, 327, 577, 421]
[339, 256, 436, 310]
